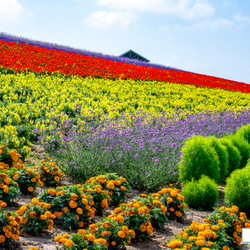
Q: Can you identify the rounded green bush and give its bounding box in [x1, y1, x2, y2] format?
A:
[219, 138, 241, 176]
[235, 124, 250, 144]
[208, 136, 229, 183]
[178, 135, 220, 184]
[224, 163, 250, 217]
[226, 135, 250, 169]
[181, 175, 218, 210]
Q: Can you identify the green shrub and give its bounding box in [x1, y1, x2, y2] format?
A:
[235, 123, 250, 144]
[224, 164, 250, 217]
[178, 135, 220, 184]
[208, 136, 229, 182]
[226, 135, 250, 169]
[181, 175, 218, 210]
[218, 138, 241, 176]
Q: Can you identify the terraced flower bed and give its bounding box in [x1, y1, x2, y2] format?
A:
[1, 34, 250, 249]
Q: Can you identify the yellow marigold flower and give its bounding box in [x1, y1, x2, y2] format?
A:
[111, 241, 116, 245]
[121, 186, 126, 191]
[29, 247, 38, 250]
[107, 182, 115, 189]
[207, 241, 214, 247]
[231, 205, 239, 213]
[196, 240, 206, 246]
[94, 238, 107, 245]
[47, 189, 56, 195]
[211, 225, 220, 231]
[222, 246, 230, 250]
[188, 236, 197, 241]
[82, 199, 88, 205]
[62, 233, 70, 239]
[54, 235, 63, 242]
[31, 198, 40, 205]
[87, 233, 95, 242]
[167, 239, 182, 248]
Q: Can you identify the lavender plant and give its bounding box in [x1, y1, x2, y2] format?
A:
[39, 109, 250, 191]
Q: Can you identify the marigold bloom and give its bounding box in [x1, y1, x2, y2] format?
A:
[30, 212, 36, 218]
[118, 231, 126, 238]
[31, 198, 40, 205]
[65, 239, 73, 247]
[69, 200, 77, 208]
[94, 238, 107, 245]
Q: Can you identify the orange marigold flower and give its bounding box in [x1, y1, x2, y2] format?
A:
[76, 208, 83, 215]
[30, 212, 36, 218]
[69, 200, 77, 209]
[118, 231, 126, 238]
[78, 229, 86, 236]
[65, 239, 73, 247]
[31, 198, 40, 205]
[211, 225, 220, 231]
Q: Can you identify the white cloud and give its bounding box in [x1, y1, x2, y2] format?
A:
[201, 18, 233, 28]
[96, 0, 215, 19]
[84, 10, 137, 29]
[234, 14, 250, 24]
[0, 0, 31, 23]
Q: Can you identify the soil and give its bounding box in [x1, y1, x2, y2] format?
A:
[3, 146, 249, 249]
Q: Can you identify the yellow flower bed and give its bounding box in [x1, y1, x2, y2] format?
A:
[0, 72, 249, 130]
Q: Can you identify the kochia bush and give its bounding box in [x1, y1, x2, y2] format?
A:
[235, 123, 250, 144]
[181, 175, 218, 210]
[224, 163, 250, 217]
[178, 135, 220, 184]
[219, 138, 241, 176]
[208, 136, 229, 183]
[226, 135, 250, 169]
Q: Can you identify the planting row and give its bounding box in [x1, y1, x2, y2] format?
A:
[1, 39, 250, 93]
[40, 110, 250, 190]
[0, 32, 175, 70]
[0, 150, 186, 249]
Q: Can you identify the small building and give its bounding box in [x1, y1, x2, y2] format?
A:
[119, 49, 150, 62]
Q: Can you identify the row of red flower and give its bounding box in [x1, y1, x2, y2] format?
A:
[1, 39, 250, 93]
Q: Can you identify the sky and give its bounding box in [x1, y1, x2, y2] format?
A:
[0, 0, 250, 84]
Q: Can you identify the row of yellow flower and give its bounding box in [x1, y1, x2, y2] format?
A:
[1, 72, 249, 129]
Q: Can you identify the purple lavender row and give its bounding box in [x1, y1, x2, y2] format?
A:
[0, 32, 181, 71]
[37, 108, 250, 189]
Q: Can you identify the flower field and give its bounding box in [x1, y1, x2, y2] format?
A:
[0, 34, 250, 249]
